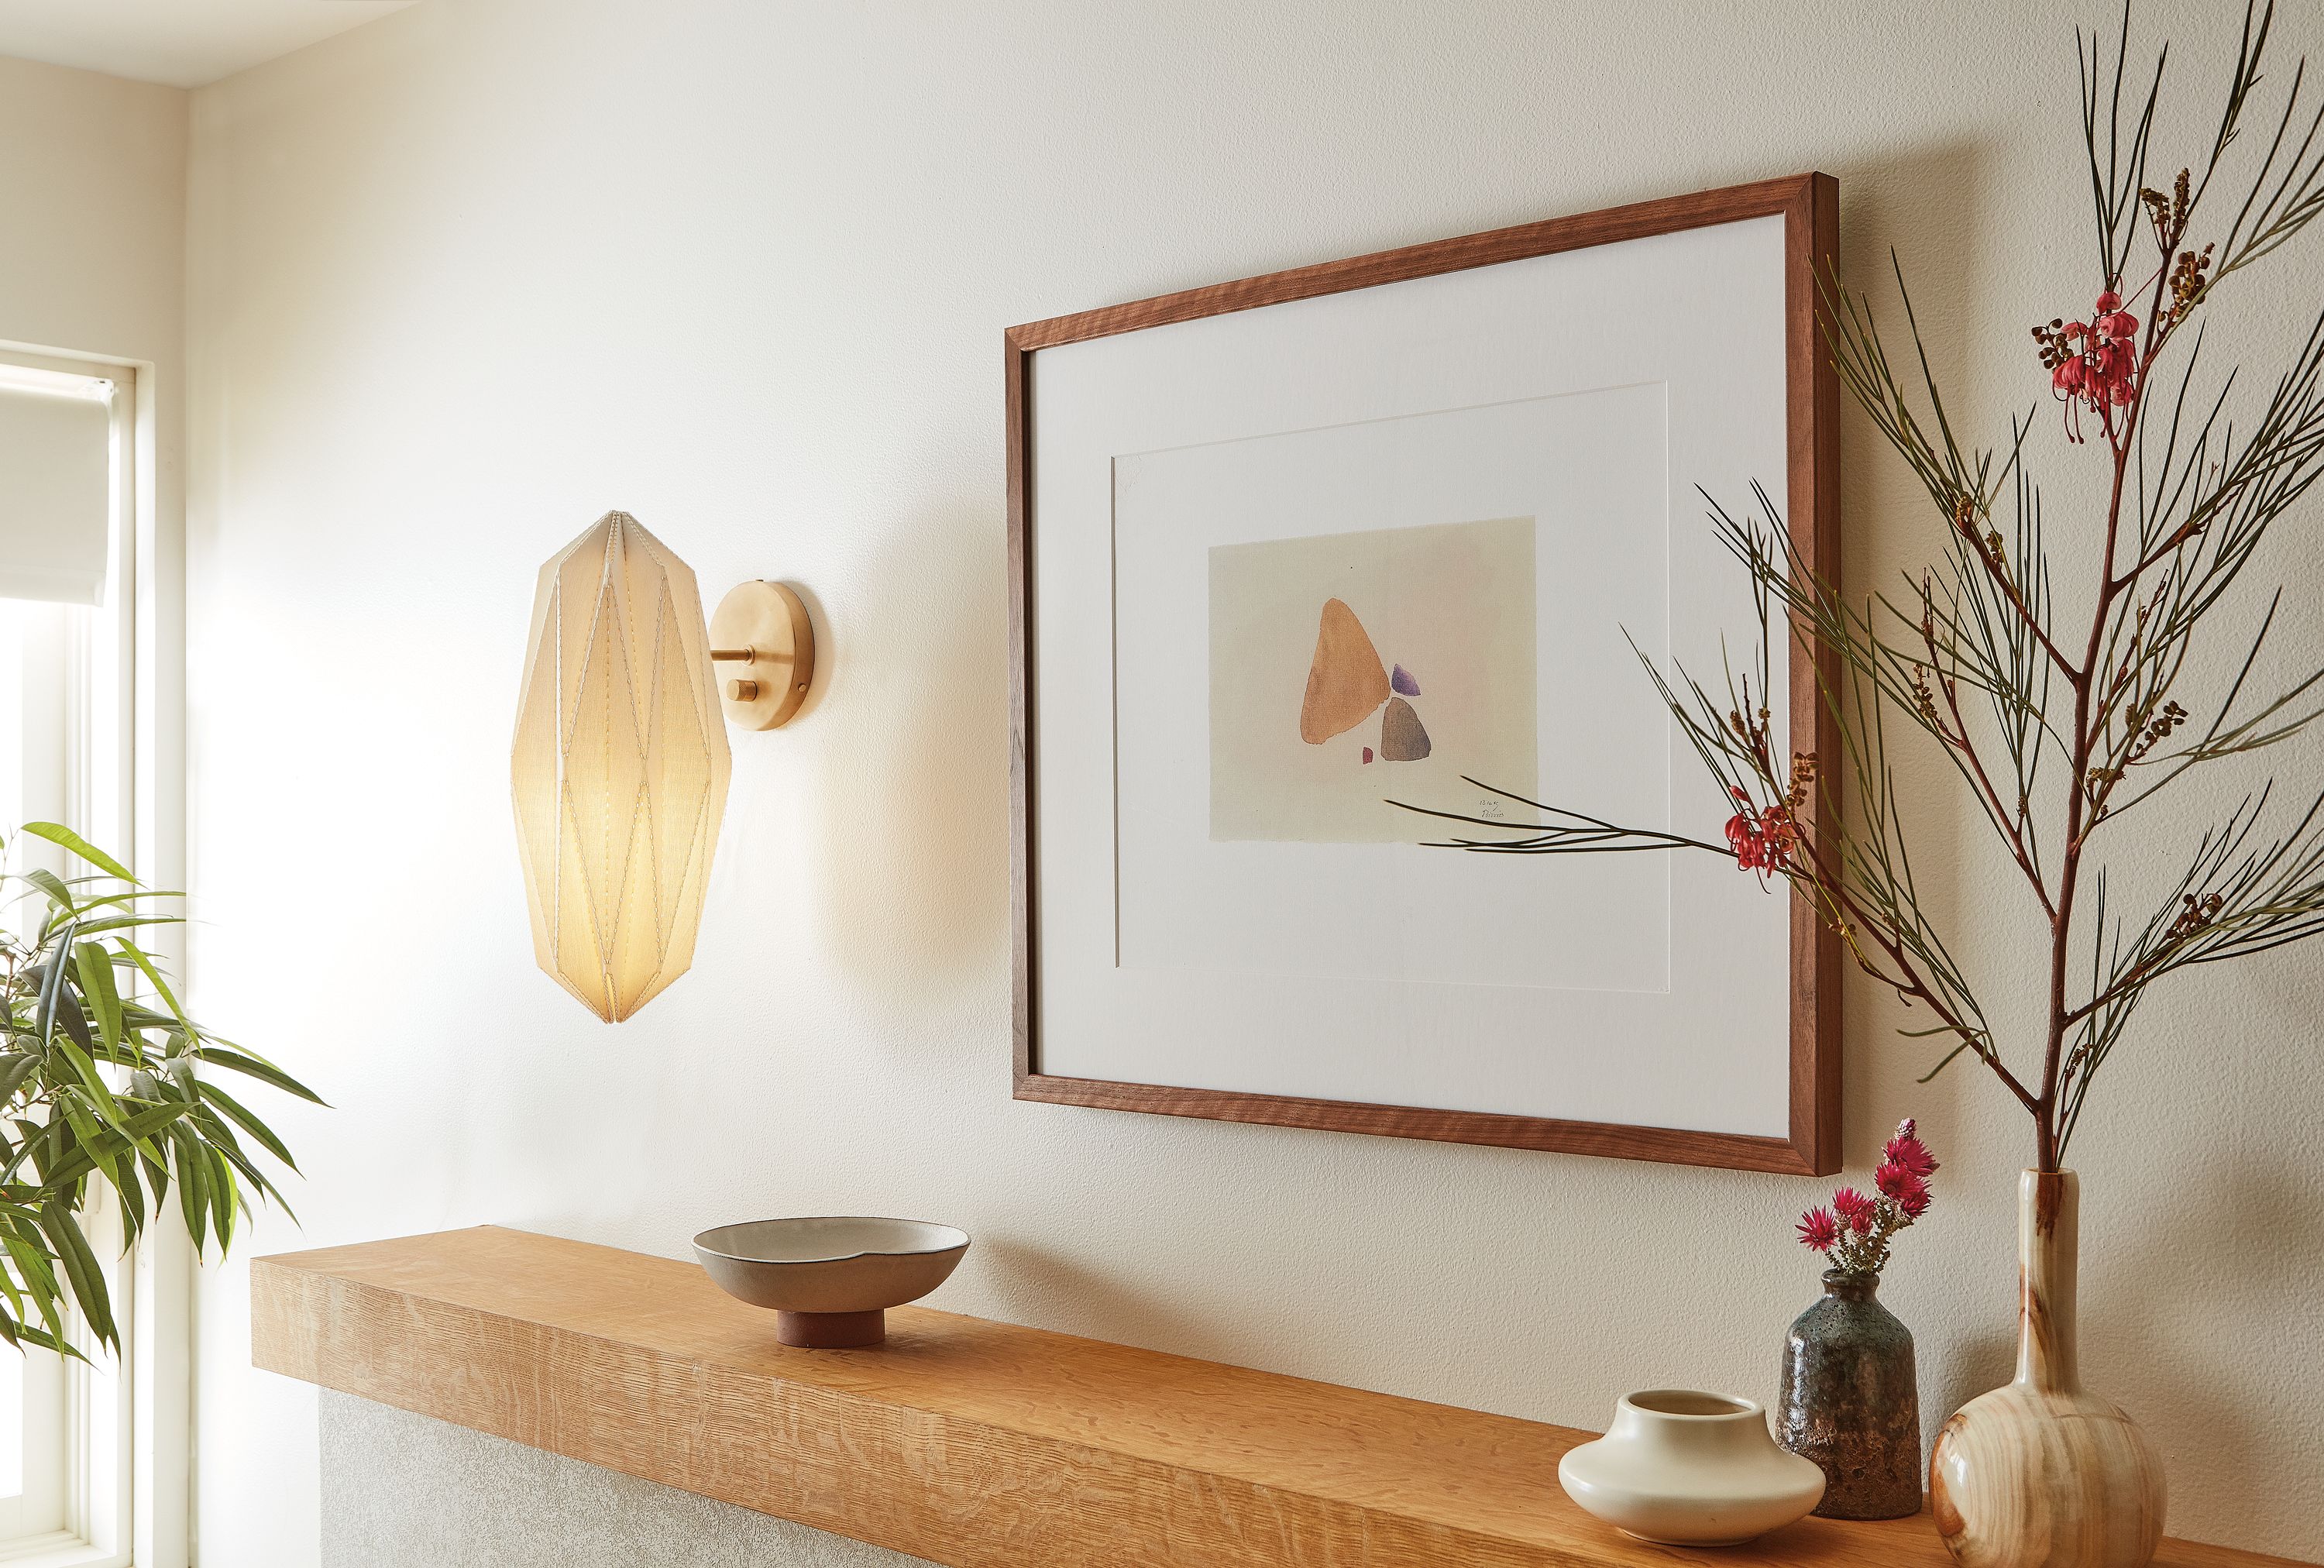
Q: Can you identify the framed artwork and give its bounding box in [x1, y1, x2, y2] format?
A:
[1007, 173, 1840, 1175]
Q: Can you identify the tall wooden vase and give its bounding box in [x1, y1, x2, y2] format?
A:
[1929, 1171, 2165, 1568]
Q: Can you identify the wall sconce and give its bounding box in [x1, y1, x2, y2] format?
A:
[511, 511, 816, 1022]
[709, 579, 815, 730]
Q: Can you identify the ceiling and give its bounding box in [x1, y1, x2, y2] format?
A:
[0, 0, 413, 89]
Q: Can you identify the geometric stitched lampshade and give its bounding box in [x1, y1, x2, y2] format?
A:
[511, 511, 732, 1021]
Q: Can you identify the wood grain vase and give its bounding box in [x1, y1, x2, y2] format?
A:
[1929, 1171, 2165, 1568]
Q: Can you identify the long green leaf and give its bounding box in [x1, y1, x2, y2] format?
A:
[20, 823, 136, 882]
[192, 1047, 326, 1106]
[53, 1040, 123, 1129]
[55, 1091, 122, 1202]
[0, 1055, 38, 1109]
[207, 1145, 238, 1251]
[69, 914, 184, 940]
[22, 869, 77, 916]
[36, 1201, 115, 1351]
[37, 1102, 194, 1190]
[49, 992, 94, 1056]
[0, 1224, 73, 1351]
[113, 940, 190, 1030]
[74, 943, 123, 1055]
[33, 931, 77, 1044]
[172, 1126, 211, 1254]
[0, 1319, 77, 1360]
[195, 1081, 298, 1170]
[112, 1157, 144, 1235]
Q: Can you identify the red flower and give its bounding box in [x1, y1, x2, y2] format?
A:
[1882, 1119, 1940, 1180]
[1831, 1187, 1876, 1234]
[2036, 291, 2140, 442]
[1724, 799, 1797, 878]
[1875, 1161, 1931, 1219]
[1797, 1206, 1840, 1252]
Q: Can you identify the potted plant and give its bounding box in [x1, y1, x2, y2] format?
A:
[1411, 5, 2324, 1563]
[0, 821, 316, 1357]
[1780, 1120, 1939, 1521]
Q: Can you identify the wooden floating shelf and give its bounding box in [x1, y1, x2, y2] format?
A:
[253, 1227, 2309, 1568]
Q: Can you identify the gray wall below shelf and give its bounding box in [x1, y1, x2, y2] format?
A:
[319, 1391, 935, 1568]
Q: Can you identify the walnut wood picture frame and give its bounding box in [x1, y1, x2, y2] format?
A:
[1008, 172, 1840, 1176]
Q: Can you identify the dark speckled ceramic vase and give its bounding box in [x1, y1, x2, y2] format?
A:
[1777, 1269, 1921, 1520]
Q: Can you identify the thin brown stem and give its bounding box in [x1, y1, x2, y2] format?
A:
[1923, 610, 2058, 916]
[1779, 809, 2041, 1116]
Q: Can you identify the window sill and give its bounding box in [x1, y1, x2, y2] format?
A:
[0, 1529, 119, 1568]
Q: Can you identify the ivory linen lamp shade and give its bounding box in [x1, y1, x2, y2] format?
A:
[512, 512, 732, 1021]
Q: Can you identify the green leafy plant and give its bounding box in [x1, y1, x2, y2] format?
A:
[0, 821, 318, 1358]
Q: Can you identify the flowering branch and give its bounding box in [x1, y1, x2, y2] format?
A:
[1798, 1122, 1941, 1276]
[1408, 1, 2324, 1172]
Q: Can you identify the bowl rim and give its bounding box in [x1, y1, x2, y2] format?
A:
[693, 1216, 971, 1267]
[1618, 1388, 1763, 1421]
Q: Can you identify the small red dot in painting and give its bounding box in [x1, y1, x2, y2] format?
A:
[1362, 747, 1373, 763]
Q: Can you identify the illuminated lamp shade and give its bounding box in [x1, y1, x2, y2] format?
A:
[512, 511, 732, 1021]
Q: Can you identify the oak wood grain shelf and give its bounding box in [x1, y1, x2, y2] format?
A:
[253, 1228, 2307, 1568]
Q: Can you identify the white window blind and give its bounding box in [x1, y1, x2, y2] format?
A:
[0, 377, 111, 606]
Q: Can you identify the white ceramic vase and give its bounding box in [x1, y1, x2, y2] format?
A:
[1559, 1390, 1826, 1546]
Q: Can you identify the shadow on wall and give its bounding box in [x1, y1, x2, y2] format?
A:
[1820, 133, 2010, 1166]
[813, 501, 1011, 1015]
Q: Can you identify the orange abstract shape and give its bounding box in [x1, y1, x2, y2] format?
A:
[1298, 597, 1390, 744]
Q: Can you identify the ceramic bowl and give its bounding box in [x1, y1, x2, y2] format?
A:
[693, 1216, 969, 1349]
[1557, 1389, 1824, 1546]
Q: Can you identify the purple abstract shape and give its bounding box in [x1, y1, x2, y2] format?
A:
[1391, 664, 1420, 696]
[1362, 746, 1374, 764]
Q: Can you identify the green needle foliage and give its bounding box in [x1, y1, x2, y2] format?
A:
[1404, 2, 2324, 1172]
[0, 821, 319, 1359]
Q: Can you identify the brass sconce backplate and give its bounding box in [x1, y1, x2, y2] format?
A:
[710, 580, 816, 730]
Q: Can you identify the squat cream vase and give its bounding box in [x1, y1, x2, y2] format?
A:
[1929, 1171, 2165, 1568]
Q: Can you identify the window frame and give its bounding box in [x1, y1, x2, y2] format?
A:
[0, 345, 188, 1568]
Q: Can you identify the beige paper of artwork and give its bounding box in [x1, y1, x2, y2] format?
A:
[1208, 516, 1538, 843]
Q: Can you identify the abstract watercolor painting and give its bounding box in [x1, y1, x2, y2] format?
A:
[1208, 516, 1538, 842]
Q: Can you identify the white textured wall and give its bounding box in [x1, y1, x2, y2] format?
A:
[183, 2, 2324, 1563]
[0, 53, 184, 368]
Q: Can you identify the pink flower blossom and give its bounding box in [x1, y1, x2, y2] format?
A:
[1882, 1119, 1940, 1180]
[2035, 291, 2140, 442]
[1875, 1160, 1931, 1220]
[1724, 791, 1798, 879]
[1783, 1120, 1940, 1273]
